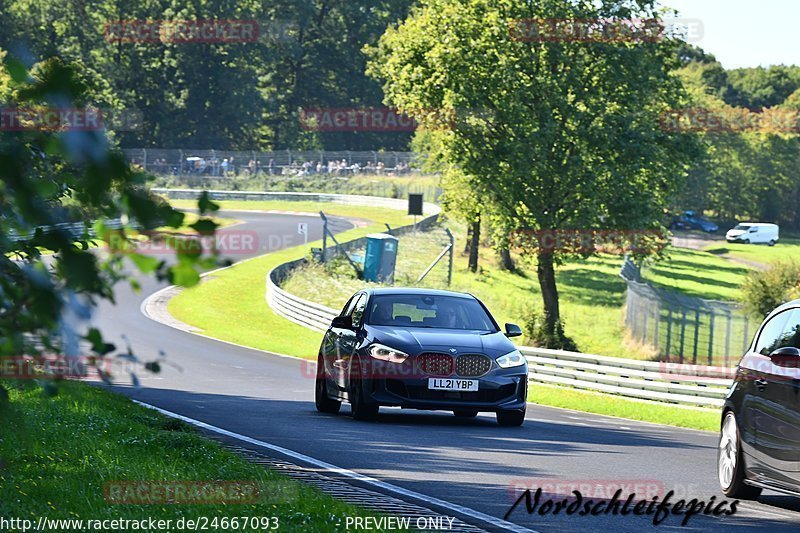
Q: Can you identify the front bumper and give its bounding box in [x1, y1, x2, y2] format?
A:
[365, 364, 528, 412]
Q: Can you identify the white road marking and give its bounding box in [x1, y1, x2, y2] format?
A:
[133, 400, 538, 533]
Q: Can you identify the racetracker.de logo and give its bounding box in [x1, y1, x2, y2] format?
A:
[508, 18, 703, 43]
[103, 19, 260, 43]
[661, 108, 800, 133]
[300, 108, 420, 132]
[0, 107, 142, 132]
[510, 229, 666, 255]
[104, 481, 260, 504]
[106, 230, 260, 256]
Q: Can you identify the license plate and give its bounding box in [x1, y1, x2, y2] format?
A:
[427, 378, 478, 392]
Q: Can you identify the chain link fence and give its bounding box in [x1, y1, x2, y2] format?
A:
[121, 149, 429, 177]
[621, 259, 754, 366]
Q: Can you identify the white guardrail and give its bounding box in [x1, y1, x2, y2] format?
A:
[250, 190, 734, 409]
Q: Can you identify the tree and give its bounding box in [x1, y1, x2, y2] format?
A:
[368, 0, 698, 346]
[0, 55, 219, 399]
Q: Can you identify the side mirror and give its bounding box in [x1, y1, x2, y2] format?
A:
[505, 323, 523, 338]
[768, 346, 800, 359]
[331, 315, 353, 329]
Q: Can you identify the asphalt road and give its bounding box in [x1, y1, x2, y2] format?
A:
[92, 210, 800, 532]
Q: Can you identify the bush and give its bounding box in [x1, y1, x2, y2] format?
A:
[522, 309, 579, 352]
[740, 260, 800, 318]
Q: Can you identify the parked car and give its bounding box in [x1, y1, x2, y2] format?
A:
[315, 288, 528, 426]
[718, 299, 800, 499]
[725, 223, 779, 246]
[670, 210, 719, 233]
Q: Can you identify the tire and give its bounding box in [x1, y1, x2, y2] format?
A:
[315, 356, 341, 414]
[349, 358, 378, 422]
[453, 410, 479, 418]
[497, 408, 526, 427]
[742, 239, 749, 244]
[718, 411, 761, 499]
[769, 240, 776, 246]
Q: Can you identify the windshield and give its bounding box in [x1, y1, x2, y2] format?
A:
[367, 294, 498, 331]
[733, 224, 751, 231]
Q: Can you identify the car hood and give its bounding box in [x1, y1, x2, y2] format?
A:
[727, 229, 745, 237]
[368, 326, 515, 357]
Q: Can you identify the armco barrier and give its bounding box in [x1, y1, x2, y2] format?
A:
[161, 188, 732, 408]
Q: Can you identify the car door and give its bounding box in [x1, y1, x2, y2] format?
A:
[334, 292, 366, 392]
[747, 308, 800, 484]
[323, 294, 358, 393]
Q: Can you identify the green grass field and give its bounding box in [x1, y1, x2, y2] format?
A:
[0, 380, 379, 530]
[640, 247, 751, 301]
[704, 237, 800, 266]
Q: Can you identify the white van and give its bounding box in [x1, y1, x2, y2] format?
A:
[725, 223, 779, 245]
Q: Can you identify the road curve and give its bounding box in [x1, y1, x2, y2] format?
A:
[94, 210, 800, 532]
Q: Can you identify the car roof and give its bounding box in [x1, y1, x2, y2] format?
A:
[764, 299, 800, 321]
[363, 287, 476, 299]
[736, 222, 778, 227]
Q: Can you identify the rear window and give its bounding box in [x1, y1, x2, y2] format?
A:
[367, 294, 497, 331]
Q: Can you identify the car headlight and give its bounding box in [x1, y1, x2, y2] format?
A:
[369, 344, 409, 364]
[496, 349, 526, 369]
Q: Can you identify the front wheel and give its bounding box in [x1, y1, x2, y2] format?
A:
[497, 408, 526, 427]
[349, 358, 379, 421]
[718, 411, 761, 499]
[315, 356, 341, 414]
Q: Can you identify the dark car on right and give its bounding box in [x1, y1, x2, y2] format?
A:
[669, 210, 719, 233]
[719, 299, 800, 499]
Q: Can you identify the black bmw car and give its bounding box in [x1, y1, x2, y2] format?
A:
[719, 299, 800, 499]
[315, 288, 528, 426]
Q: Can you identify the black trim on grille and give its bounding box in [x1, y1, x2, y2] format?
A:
[455, 354, 492, 377]
[415, 352, 454, 377]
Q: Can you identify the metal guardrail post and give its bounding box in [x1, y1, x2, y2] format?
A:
[446, 228, 454, 286]
[319, 211, 327, 263]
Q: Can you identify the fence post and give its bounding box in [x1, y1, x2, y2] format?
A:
[447, 228, 454, 286]
[725, 313, 732, 367]
[679, 309, 687, 363]
[708, 309, 715, 365]
[641, 301, 649, 344]
[653, 301, 660, 353]
[742, 317, 750, 353]
[665, 306, 673, 358]
[692, 308, 700, 364]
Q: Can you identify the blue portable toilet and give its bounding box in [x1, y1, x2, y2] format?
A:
[363, 233, 399, 283]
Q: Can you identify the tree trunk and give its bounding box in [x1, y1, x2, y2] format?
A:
[468, 216, 480, 273]
[536, 250, 560, 335]
[463, 226, 472, 254]
[498, 246, 515, 272]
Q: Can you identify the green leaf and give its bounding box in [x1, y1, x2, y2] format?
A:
[169, 262, 200, 287]
[197, 191, 220, 215]
[189, 218, 219, 234]
[129, 253, 159, 274]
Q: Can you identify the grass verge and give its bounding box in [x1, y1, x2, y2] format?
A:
[527, 383, 718, 432]
[0, 380, 380, 530]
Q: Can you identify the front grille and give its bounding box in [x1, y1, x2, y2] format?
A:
[415, 353, 454, 377]
[455, 354, 492, 377]
[389, 381, 518, 404]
